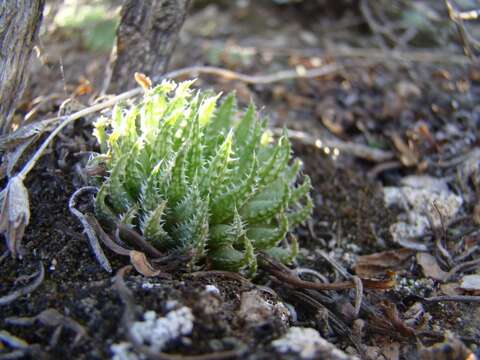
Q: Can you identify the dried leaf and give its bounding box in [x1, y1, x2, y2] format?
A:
[391, 133, 419, 167]
[2, 134, 40, 179]
[416, 253, 448, 281]
[419, 332, 476, 360]
[0, 176, 30, 257]
[74, 78, 93, 96]
[129, 250, 162, 277]
[0, 118, 56, 151]
[354, 248, 414, 277]
[134, 72, 152, 91]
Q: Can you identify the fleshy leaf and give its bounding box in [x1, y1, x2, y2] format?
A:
[88, 81, 313, 275]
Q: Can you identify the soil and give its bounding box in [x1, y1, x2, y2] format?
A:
[1, 1, 480, 359]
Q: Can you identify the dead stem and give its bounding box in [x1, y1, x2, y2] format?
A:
[352, 276, 363, 319]
[260, 254, 394, 291]
[432, 201, 455, 268]
[423, 295, 480, 303]
[273, 128, 394, 163]
[6, 308, 87, 347]
[445, 0, 479, 61]
[0, 249, 9, 264]
[68, 186, 112, 272]
[291, 290, 367, 358]
[117, 224, 163, 258]
[444, 258, 480, 282]
[0, 261, 44, 306]
[165, 63, 341, 84]
[85, 215, 131, 256]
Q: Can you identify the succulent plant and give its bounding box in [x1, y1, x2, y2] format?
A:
[90, 80, 312, 274]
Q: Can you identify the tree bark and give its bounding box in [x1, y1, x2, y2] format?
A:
[105, 0, 191, 94]
[0, 0, 44, 134]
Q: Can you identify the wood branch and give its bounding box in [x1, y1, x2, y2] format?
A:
[105, 0, 191, 94]
[0, 0, 44, 134]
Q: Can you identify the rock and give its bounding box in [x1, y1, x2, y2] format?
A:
[236, 289, 290, 324]
[460, 274, 480, 291]
[111, 342, 140, 360]
[416, 252, 449, 281]
[129, 307, 194, 352]
[384, 176, 463, 250]
[204, 284, 220, 295]
[271, 327, 356, 360]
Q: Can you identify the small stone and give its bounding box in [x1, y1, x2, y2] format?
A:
[236, 290, 290, 325]
[204, 284, 220, 295]
[271, 327, 356, 359]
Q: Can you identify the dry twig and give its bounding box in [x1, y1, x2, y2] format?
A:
[68, 186, 111, 272]
[166, 63, 341, 84]
[0, 261, 44, 306]
[274, 128, 394, 163]
[423, 295, 480, 303]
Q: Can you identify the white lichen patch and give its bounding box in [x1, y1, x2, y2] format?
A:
[384, 175, 463, 250]
[111, 342, 142, 360]
[271, 327, 355, 359]
[129, 307, 194, 352]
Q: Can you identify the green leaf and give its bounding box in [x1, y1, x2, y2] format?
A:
[209, 208, 245, 248]
[200, 130, 233, 194]
[287, 194, 314, 227]
[209, 236, 256, 273]
[89, 82, 313, 276]
[141, 201, 173, 250]
[264, 235, 298, 264]
[239, 179, 289, 223]
[246, 214, 288, 250]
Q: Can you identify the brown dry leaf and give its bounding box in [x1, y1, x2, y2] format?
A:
[321, 112, 344, 136]
[391, 133, 419, 167]
[416, 253, 448, 281]
[354, 248, 415, 277]
[0, 118, 56, 151]
[73, 78, 93, 96]
[419, 332, 476, 360]
[0, 176, 30, 257]
[129, 250, 162, 277]
[134, 72, 152, 91]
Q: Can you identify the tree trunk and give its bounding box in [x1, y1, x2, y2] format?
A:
[0, 0, 44, 134]
[105, 0, 191, 94]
